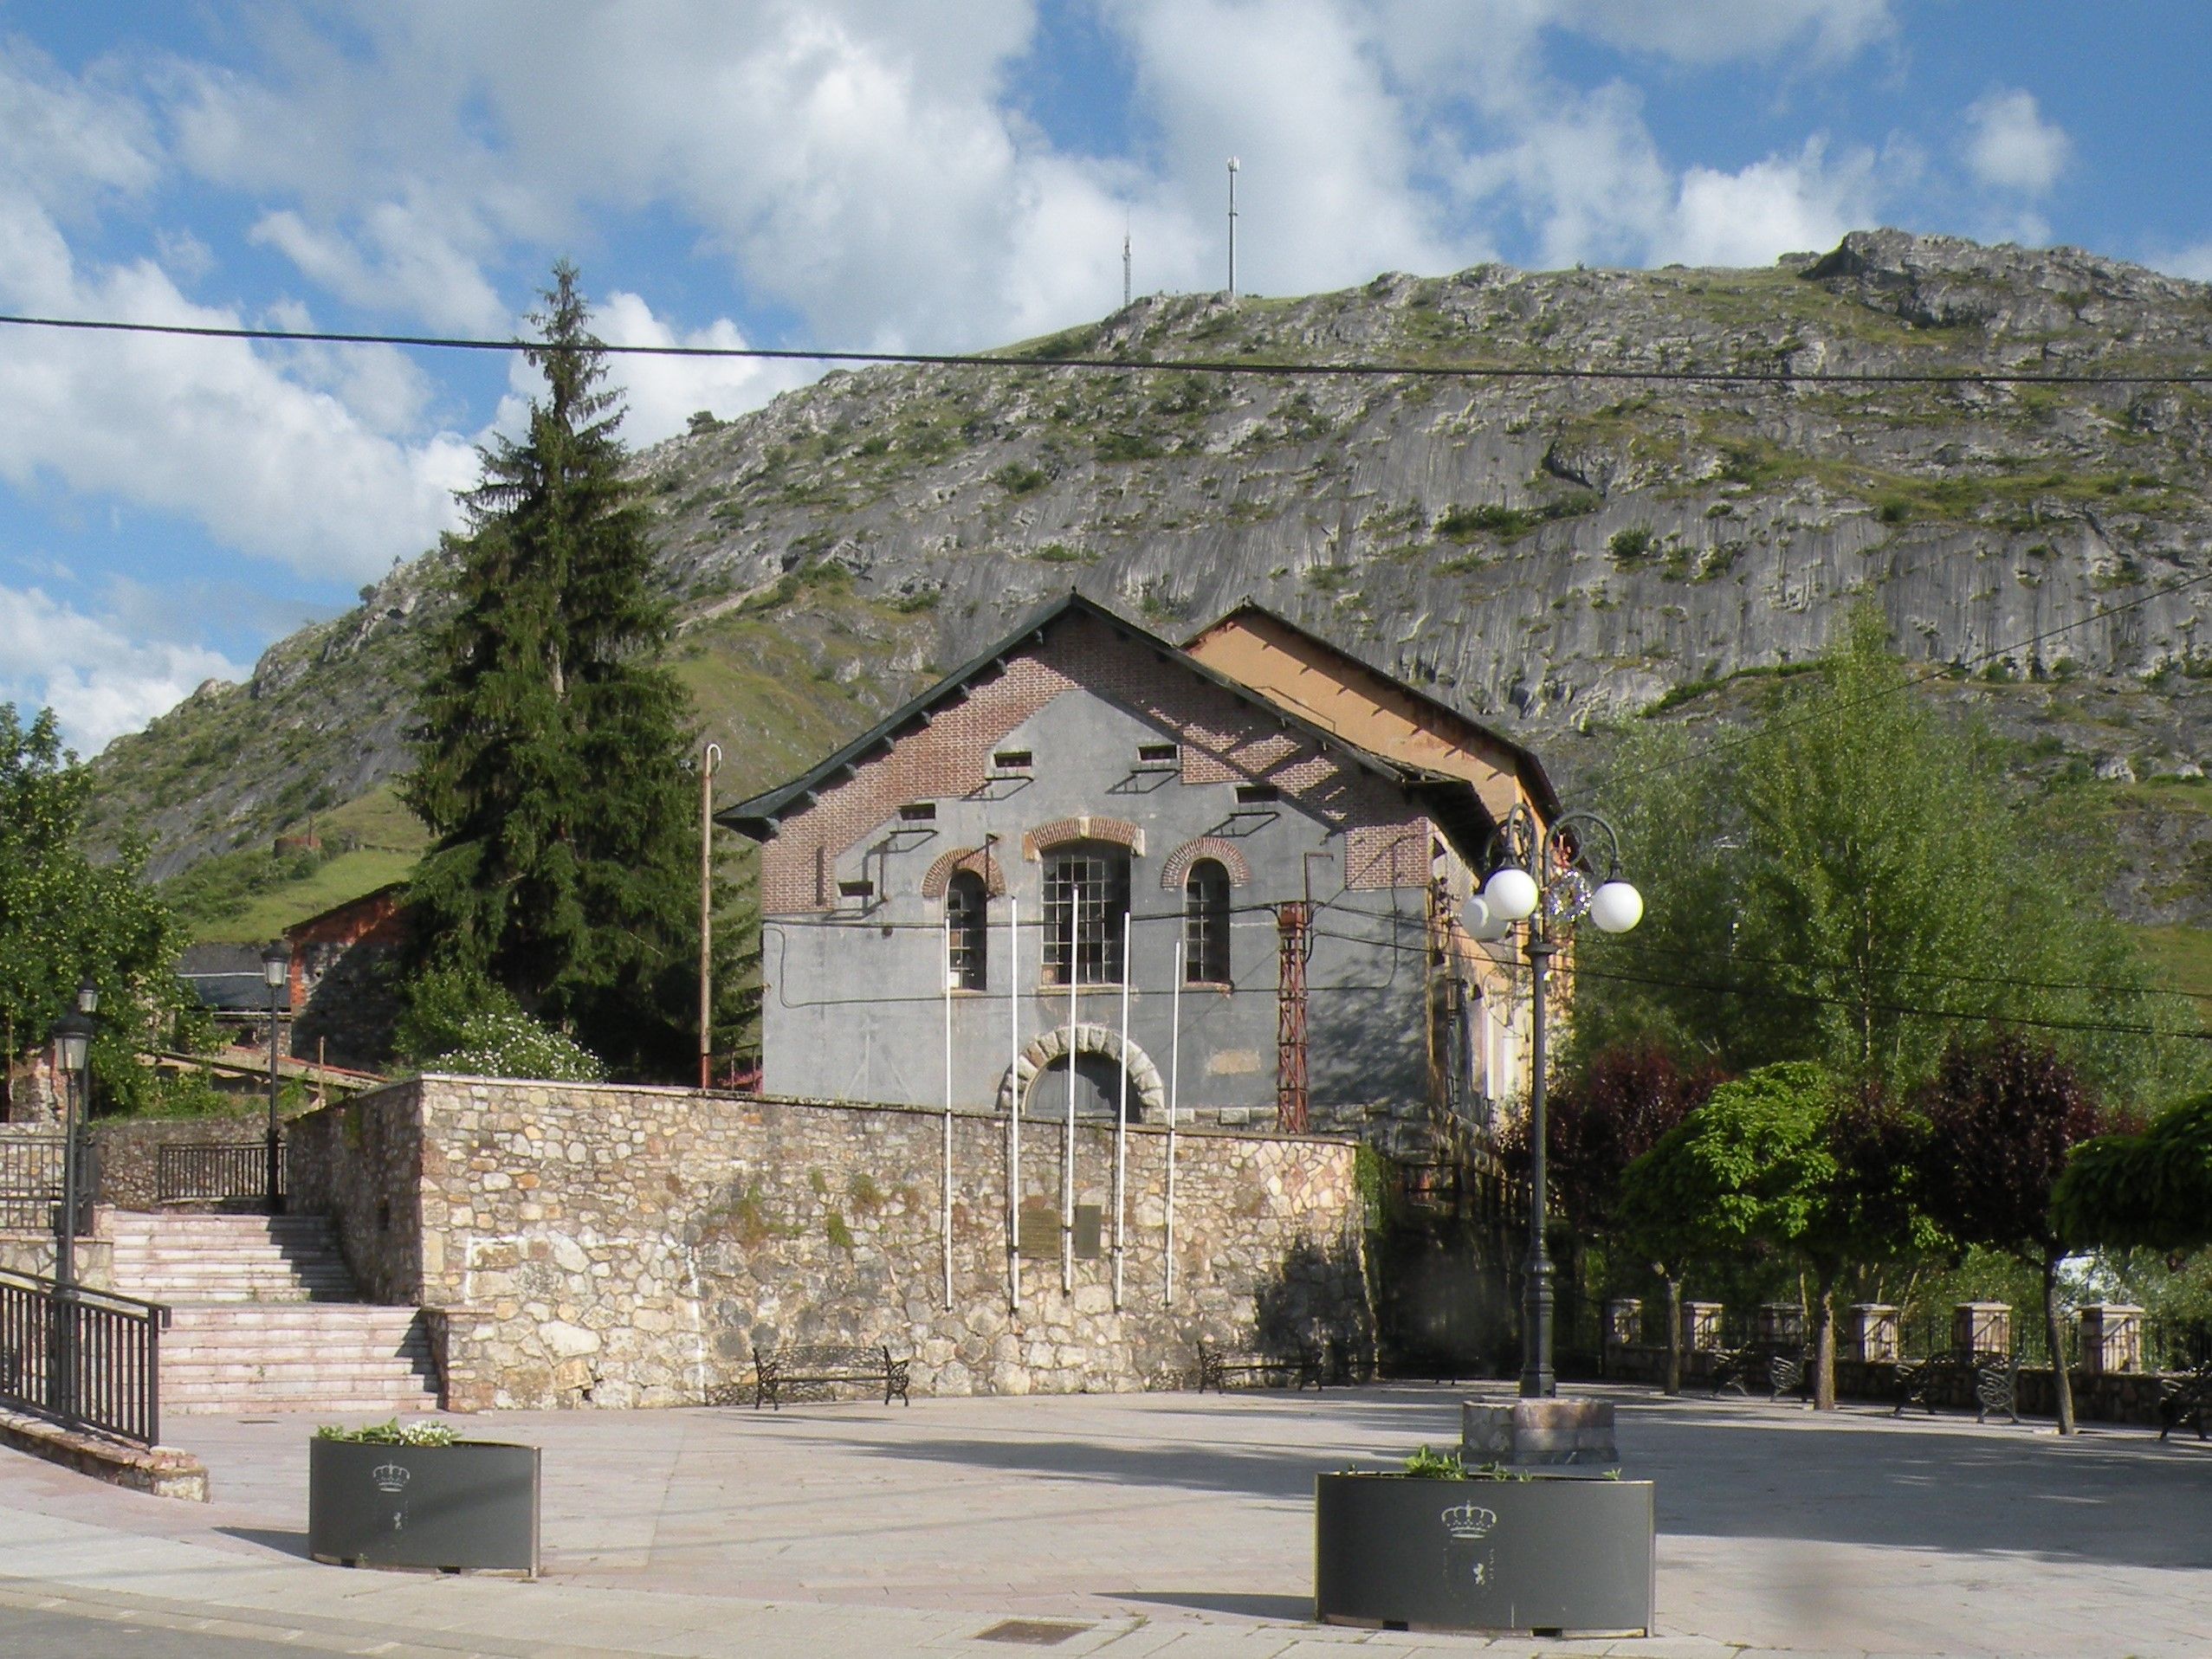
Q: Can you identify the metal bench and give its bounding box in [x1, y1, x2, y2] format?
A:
[752, 1342, 910, 1410]
[1709, 1341, 1808, 1403]
[2157, 1363, 2212, 1441]
[1195, 1338, 1324, 1393]
[1894, 1350, 2020, 1424]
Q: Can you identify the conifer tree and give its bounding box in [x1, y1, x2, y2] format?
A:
[403, 263, 702, 1075]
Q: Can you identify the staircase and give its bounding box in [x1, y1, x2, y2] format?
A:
[104, 1211, 442, 1415]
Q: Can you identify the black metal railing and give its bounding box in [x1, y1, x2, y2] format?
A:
[0, 1133, 96, 1233]
[0, 1269, 169, 1446]
[155, 1139, 279, 1206]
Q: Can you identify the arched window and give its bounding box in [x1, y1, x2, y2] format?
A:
[1184, 859, 1231, 984]
[946, 870, 988, 991]
[1043, 841, 1130, 984]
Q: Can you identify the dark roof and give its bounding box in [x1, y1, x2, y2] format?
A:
[177, 944, 273, 1012]
[717, 591, 1505, 865]
[1185, 599, 1562, 819]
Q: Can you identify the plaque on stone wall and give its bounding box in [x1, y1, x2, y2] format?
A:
[1015, 1204, 1106, 1260]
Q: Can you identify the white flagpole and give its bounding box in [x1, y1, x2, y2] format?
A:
[1112, 909, 1130, 1311]
[1063, 882, 1079, 1295]
[1007, 897, 1020, 1312]
[1167, 928, 1181, 1307]
[942, 912, 954, 1312]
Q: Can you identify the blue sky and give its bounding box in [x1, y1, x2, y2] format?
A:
[2, 0, 2208, 752]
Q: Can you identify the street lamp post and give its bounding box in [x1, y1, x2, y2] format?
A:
[51, 986, 95, 1427]
[52, 987, 96, 1291]
[262, 941, 289, 1215]
[1466, 804, 1643, 1399]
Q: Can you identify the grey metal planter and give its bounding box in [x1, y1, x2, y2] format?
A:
[308, 1438, 540, 1576]
[1315, 1472, 1654, 1635]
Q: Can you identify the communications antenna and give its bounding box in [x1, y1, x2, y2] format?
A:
[1123, 214, 1131, 309]
[1226, 158, 1240, 300]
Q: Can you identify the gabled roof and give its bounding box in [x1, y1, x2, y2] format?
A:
[1183, 599, 1561, 819]
[717, 589, 1508, 862]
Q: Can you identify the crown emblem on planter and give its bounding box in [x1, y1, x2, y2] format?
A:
[372, 1462, 411, 1494]
[1440, 1502, 1497, 1539]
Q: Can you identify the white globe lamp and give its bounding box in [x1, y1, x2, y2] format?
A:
[1484, 865, 1539, 922]
[1463, 894, 1508, 941]
[1588, 880, 1644, 934]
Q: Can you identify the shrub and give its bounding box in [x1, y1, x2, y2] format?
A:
[1607, 526, 1656, 561]
[397, 965, 606, 1082]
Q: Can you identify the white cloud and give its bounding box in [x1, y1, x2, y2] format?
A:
[250, 195, 508, 333]
[0, 50, 477, 594]
[1660, 139, 1881, 268]
[2150, 242, 2212, 283]
[0, 584, 245, 754]
[1963, 88, 2070, 195]
[576, 290, 813, 446]
[1565, 0, 1895, 66]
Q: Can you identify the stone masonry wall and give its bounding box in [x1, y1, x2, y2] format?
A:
[89, 1114, 276, 1210]
[289, 1075, 1370, 1411]
[288, 1082, 423, 1305]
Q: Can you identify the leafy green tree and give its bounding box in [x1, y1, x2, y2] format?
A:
[1615, 1062, 1928, 1408]
[1918, 1036, 2102, 1432]
[1579, 608, 2195, 1108]
[0, 705, 204, 1112]
[2054, 1088, 2212, 1254]
[403, 263, 709, 1075]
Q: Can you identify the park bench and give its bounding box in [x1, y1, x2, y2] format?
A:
[1893, 1350, 2020, 1424]
[1709, 1341, 1809, 1403]
[753, 1341, 910, 1410]
[1195, 1336, 1324, 1393]
[2157, 1362, 2212, 1441]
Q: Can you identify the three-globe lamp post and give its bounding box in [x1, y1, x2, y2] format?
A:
[1464, 805, 1643, 1399]
[262, 940, 289, 1215]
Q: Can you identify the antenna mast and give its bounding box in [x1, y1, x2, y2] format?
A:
[1226, 157, 1240, 300]
[1122, 215, 1131, 309]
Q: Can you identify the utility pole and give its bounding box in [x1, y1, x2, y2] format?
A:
[699, 741, 721, 1091]
[1226, 158, 1240, 300]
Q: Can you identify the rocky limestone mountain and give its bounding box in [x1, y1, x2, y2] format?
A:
[86, 229, 2212, 946]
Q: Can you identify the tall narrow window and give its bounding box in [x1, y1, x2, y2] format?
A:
[1184, 859, 1231, 984]
[1043, 842, 1130, 984]
[946, 870, 988, 991]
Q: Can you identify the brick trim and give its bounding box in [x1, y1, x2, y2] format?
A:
[1159, 836, 1252, 890]
[919, 846, 1006, 900]
[1020, 815, 1145, 862]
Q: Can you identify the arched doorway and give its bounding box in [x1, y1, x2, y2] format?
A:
[995, 1023, 1167, 1121]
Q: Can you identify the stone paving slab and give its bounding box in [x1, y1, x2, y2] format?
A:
[0, 1385, 2206, 1656]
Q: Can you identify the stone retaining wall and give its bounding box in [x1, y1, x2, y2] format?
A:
[87, 1114, 274, 1210]
[288, 1076, 1371, 1411]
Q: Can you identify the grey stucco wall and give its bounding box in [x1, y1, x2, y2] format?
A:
[761, 685, 1440, 1146]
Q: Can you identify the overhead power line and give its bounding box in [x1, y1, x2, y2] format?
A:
[1596, 935, 2212, 1004]
[1304, 924, 2210, 1044]
[11, 309, 2212, 388]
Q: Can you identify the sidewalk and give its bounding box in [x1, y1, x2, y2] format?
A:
[0, 1385, 2205, 1657]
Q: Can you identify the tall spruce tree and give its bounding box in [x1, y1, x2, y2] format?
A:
[403, 263, 700, 1075]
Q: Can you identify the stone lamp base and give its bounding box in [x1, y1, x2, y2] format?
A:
[1461, 1398, 1620, 1468]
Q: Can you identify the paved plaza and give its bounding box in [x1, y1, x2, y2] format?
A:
[0, 1385, 2204, 1657]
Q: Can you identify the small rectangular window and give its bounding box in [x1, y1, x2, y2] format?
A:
[1235, 783, 1280, 804]
[1137, 742, 1179, 766]
[992, 749, 1033, 771]
[837, 878, 875, 899]
[897, 802, 936, 822]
